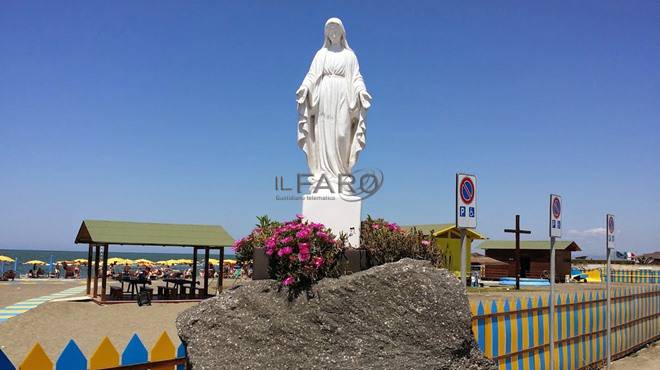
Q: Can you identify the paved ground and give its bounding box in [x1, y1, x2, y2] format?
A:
[467, 282, 650, 302]
[611, 341, 659, 370]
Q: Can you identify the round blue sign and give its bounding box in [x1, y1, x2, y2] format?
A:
[552, 197, 561, 218]
[460, 177, 475, 205]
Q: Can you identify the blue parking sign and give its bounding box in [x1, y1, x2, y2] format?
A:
[469, 207, 475, 217]
[460, 206, 466, 217]
[552, 220, 556, 228]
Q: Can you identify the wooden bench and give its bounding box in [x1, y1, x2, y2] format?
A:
[157, 286, 177, 300]
[140, 286, 154, 300]
[109, 286, 123, 300]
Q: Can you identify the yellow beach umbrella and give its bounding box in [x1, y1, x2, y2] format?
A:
[23, 260, 46, 266]
[175, 259, 193, 265]
[107, 257, 129, 265]
[224, 259, 237, 265]
[155, 260, 170, 265]
[134, 258, 153, 265]
[0, 255, 15, 263]
[208, 258, 220, 265]
[73, 258, 88, 265]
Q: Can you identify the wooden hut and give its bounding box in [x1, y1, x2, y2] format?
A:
[402, 224, 487, 275]
[470, 253, 509, 280]
[477, 240, 581, 282]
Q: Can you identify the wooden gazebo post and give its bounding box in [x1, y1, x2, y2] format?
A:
[191, 247, 198, 299]
[100, 244, 109, 301]
[86, 244, 93, 295]
[218, 247, 224, 294]
[203, 247, 210, 298]
[93, 244, 100, 297]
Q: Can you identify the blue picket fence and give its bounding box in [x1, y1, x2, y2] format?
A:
[0, 331, 185, 370]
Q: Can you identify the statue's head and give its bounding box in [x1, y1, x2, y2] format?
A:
[324, 18, 350, 50]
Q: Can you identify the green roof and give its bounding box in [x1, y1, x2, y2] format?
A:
[401, 224, 453, 235]
[401, 223, 487, 240]
[478, 240, 581, 251]
[75, 220, 234, 247]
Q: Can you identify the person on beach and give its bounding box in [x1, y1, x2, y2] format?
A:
[2, 270, 16, 281]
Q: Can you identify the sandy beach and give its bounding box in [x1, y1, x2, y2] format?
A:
[0, 278, 237, 364]
[0, 280, 85, 308]
[611, 341, 659, 370]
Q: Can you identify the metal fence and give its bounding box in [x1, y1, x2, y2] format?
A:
[607, 270, 660, 284]
[470, 285, 660, 370]
[0, 331, 185, 370]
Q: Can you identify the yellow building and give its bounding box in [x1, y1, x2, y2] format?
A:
[403, 224, 488, 274]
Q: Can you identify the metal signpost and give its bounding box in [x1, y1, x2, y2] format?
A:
[606, 213, 615, 368]
[548, 194, 562, 370]
[456, 173, 477, 285]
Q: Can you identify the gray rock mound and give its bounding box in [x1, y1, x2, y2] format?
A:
[177, 258, 496, 370]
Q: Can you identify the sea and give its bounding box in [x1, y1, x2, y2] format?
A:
[0, 249, 236, 278]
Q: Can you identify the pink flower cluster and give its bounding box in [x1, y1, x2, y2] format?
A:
[264, 219, 334, 265]
[371, 220, 403, 233]
[232, 235, 251, 252]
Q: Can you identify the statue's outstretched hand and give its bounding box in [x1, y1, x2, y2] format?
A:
[296, 86, 308, 104]
[359, 90, 372, 109]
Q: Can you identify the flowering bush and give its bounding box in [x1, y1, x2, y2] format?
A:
[360, 216, 444, 268]
[265, 215, 344, 297]
[233, 215, 281, 265]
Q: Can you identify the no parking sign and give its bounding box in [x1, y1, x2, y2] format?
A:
[456, 173, 477, 229]
[549, 194, 562, 238]
[607, 214, 615, 249]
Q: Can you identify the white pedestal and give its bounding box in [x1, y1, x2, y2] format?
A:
[302, 194, 361, 248]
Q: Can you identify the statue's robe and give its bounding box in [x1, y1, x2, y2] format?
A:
[297, 47, 370, 187]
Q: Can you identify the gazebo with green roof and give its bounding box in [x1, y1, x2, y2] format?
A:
[75, 220, 234, 303]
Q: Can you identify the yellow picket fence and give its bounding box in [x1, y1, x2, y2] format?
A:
[470, 285, 660, 370]
[0, 331, 185, 370]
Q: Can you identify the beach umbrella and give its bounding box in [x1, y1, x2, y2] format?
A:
[23, 260, 47, 266]
[224, 259, 238, 265]
[208, 258, 220, 265]
[155, 260, 170, 265]
[134, 258, 153, 266]
[175, 259, 193, 265]
[73, 258, 88, 265]
[107, 257, 128, 265]
[0, 255, 13, 274]
[0, 255, 15, 263]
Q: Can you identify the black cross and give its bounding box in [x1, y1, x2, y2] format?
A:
[504, 214, 531, 290]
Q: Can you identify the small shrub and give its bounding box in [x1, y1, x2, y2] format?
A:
[360, 216, 444, 268]
[233, 215, 281, 265]
[265, 215, 345, 298]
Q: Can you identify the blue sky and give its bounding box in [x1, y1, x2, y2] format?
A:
[1, 1, 659, 256]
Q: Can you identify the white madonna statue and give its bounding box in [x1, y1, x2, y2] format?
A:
[296, 18, 372, 191]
